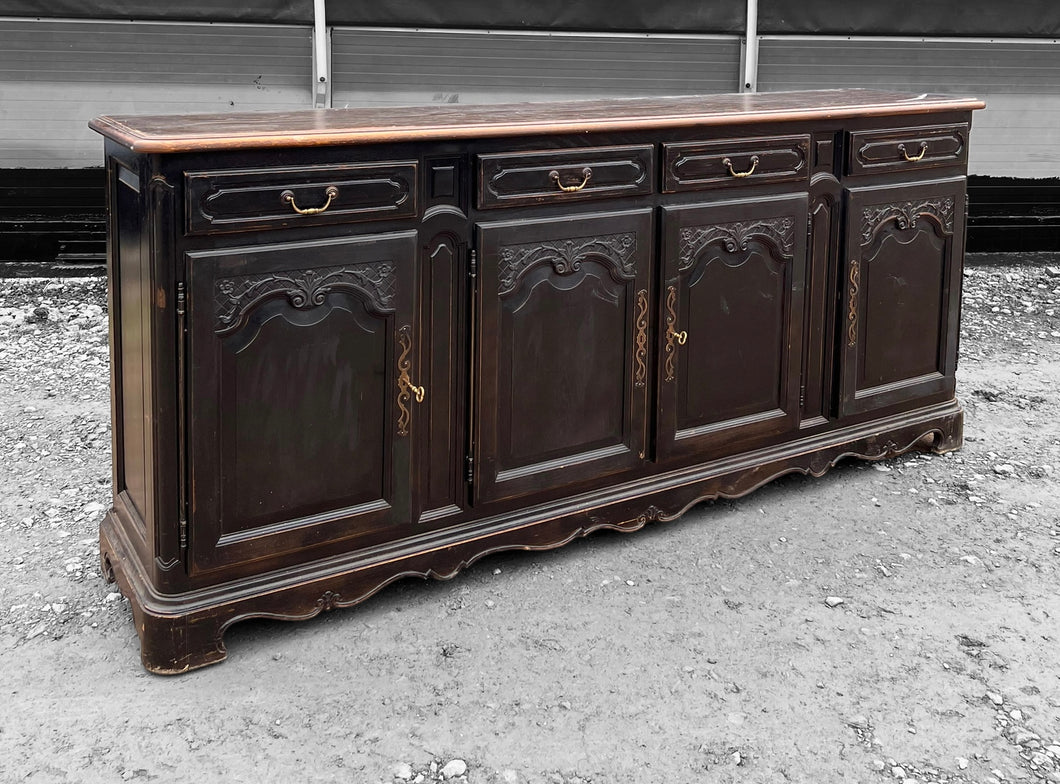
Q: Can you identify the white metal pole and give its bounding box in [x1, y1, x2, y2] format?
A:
[743, 0, 759, 92]
[312, 0, 330, 108]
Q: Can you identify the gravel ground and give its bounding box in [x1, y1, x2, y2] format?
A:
[1, 263, 1059, 784]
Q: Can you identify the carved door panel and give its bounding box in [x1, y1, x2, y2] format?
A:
[186, 231, 418, 574]
[473, 209, 653, 504]
[658, 194, 807, 460]
[840, 179, 965, 417]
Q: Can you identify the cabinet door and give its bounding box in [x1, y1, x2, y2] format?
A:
[658, 194, 807, 460]
[186, 231, 418, 573]
[840, 179, 965, 416]
[474, 209, 653, 504]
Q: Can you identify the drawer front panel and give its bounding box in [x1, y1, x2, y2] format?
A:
[663, 134, 810, 192]
[847, 124, 968, 176]
[186, 161, 418, 235]
[477, 145, 654, 209]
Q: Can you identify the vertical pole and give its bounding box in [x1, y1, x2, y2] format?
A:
[742, 0, 759, 92]
[312, 0, 331, 108]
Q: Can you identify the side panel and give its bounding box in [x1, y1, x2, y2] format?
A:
[113, 163, 149, 533]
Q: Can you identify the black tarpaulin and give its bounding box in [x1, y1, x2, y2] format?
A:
[1, 0, 1056, 37]
[757, 0, 1060, 37]
[0, 0, 744, 33]
[0, 1, 313, 24]
[324, 0, 744, 33]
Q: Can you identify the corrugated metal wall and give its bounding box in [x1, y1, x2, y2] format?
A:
[758, 37, 1060, 179]
[0, 19, 311, 168]
[331, 28, 742, 107]
[1, 18, 1057, 180]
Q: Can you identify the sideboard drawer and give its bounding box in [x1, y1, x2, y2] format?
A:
[662, 134, 810, 193]
[186, 161, 418, 235]
[477, 144, 653, 209]
[847, 123, 969, 176]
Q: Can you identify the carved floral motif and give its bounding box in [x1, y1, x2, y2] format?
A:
[498, 232, 637, 294]
[316, 591, 342, 611]
[214, 261, 397, 332]
[635, 505, 664, 525]
[860, 196, 955, 245]
[678, 216, 796, 271]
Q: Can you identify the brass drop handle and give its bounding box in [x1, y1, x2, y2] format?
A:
[723, 155, 759, 178]
[899, 142, 928, 163]
[668, 326, 688, 346]
[549, 167, 592, 193]
[281, 185, 339, 215]
[410, 384, 426, 404]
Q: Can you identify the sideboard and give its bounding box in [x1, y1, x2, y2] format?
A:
[90, 89, 984, 673]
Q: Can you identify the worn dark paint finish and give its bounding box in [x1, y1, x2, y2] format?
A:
[186, 231, 417, 574]
[839, 178, 965, 417]
[847, 123, 969, 177]
[802, 170, 843, 427]
[478, 145, 654, 210]
[659, 194, 807, 460]
[418, 205, 469, 522]
[663, 134, 810, 192]
[185, 161, 418, 236]
[474, 209, 653, 503]
[91, 91, 980, 673]
[115, 170, 148, 525]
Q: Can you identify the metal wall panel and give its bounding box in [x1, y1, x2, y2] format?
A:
[0, 19, 312, 168]
[758, 37, 1060, 178]
[332, 28, 742, 108]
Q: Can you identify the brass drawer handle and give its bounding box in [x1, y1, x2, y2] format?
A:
[281, 185, 339, 215]
[549, 167, 592, 193]
[723, 155, 759, 178]
[899, 142, 928, 163]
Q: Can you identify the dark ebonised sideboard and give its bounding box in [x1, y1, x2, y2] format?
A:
[90, 89, 984, 673]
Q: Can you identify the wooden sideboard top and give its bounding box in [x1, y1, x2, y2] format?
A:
[90, 89, 984, 154]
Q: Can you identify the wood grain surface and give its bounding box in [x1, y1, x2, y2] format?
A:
[90, 89, 984, 153]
